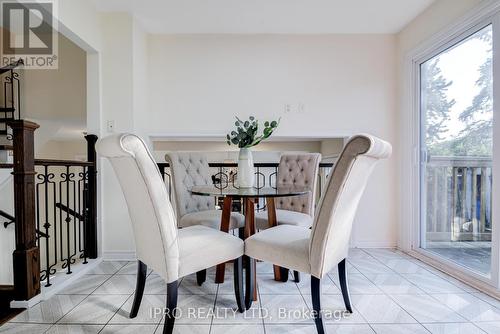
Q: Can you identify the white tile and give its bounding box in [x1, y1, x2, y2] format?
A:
[429, 293, 500, 322]
[0, 323, 51, 334]
[371, 324, 429, 334]
[179, 274, 218, 295]
[363, 274, 425, 294]
[472, 293, 500, 309]
[10, 294, 86, 323]
[265, 325, 316, 333]
[93, 274, 136, 294]
[166, 324, 210, 334]
[58, 294, 129, 324]
[383, 259, 429, 274]
[100, 324, 157, 334]
[162, 294, 216, 324]
[474, 321, 500, 334]
[351, 294, 416, 324]
[87, 261, 127, 275]
[144, 274, 168, 295]
[260, 294, 312, 324]
[109, 294, 165, 324]
[303, 294, 366, 324]
[212, 294, 262, 324]
[402, 273, 467, 294]
[45, 325, 103, 334]
[423, 322, 485, 334]
[56, 274, 111, 295]
[117, 262, 153, 275]
[211, 324, 265, 334]
[296, 275, 341, 295]
[348, 258, 393, 275]
[390, 294, 467, 323]
[329, 274, 383, 295]
[257, 274, 301, 295]
[326, 324, 376, 333]
[363, 249, 410, 261]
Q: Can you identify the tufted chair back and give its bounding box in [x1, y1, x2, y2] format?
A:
[276, 153, 321, 216]
[165, 152, 214, 218]
[309, 134, 392, 278]
[96, 134, 180, 283]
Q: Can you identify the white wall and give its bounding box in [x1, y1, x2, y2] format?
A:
[396, 0, 484, 249]
[146, 34, 398, 248]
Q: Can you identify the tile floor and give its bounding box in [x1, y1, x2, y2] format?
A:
[2, 248, 500, 333]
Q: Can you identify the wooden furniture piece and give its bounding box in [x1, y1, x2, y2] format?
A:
[243, 134, 392, 334]
[97, 134, 251, 334]
[189, 185, 310, 299]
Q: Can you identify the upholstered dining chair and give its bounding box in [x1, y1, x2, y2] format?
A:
[244, 134, 392, 334]
[254, 152, 321, 282]
[165, 152, 245, 231]
[97, 134, 250, 334]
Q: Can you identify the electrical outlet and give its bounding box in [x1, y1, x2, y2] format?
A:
[106, 120, 115, 133]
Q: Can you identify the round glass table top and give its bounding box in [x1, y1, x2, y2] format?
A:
[189, 185, 310, 198]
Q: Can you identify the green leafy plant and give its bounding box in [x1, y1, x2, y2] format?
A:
[226, 116, 279, 148]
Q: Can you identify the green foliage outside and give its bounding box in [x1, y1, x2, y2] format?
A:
[424, 28, 492, 157]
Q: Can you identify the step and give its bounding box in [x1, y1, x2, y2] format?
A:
[0, 118, 14, 124]
[0, 130, 7, 135]
[0, 107, 15, 113]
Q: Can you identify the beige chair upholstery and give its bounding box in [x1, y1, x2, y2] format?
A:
[245, 134, 392, 279]
[97, 134, 244, 283]
[255, 153, 321, 229]
[165, 152, 244, 230]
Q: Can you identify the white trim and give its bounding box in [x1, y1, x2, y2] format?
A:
[102, 251, 137, 261]
[351, 241, 397, 249]
[400, 0, 500, 290]
[10, 258, 103, 308]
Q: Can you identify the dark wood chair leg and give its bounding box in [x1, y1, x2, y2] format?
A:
[245, 256, 255, 310]
[311, 276, 325, 334]
[338, 259, 353, 313]
[234, 257, 245, 312]
[130, 260, 147, 318]
[279, 267, 289, 282]
[196, 269, 206, 286]
[163, 281, 178, 334]
[293, 270, 300, 283]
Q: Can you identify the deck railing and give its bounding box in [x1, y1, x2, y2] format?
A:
[425, 156, 492, 242]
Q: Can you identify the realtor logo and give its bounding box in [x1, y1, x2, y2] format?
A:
[1, 0, 58, 69]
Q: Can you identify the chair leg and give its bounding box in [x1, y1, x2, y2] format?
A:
[293, 270, 300, 283]
[279, 267, 289, 282]
[163, 281, 178, 334]
[234, 257, 245, 312]
[196, 269, 206, 286]
[130, 260, 147, 318]
[215, 264, 225, 283]
[338, 259, 353, 313]
[311, 276, 325, 334]
[245, 256, 255, 310]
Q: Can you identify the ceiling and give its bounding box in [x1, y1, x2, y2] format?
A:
[93, 0, 436, 34]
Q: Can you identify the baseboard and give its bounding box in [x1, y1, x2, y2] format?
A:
[102, 251, 136, 261]
[10, 258, 103, 308]
[351, 241, 397, 248]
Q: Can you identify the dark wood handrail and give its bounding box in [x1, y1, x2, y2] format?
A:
[35, 159, 94, 167]
[0, 59, 24, 75]
[157, 162, 335, 168]
[0, 163, 14, 169]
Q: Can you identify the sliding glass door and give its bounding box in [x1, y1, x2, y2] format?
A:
[419, 24, 494, 278]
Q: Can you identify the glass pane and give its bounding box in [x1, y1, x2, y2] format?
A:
[420, 25, 493, 276]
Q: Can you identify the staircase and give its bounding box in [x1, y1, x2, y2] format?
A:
[0, 59, 22, 163]
[0, 60, 23, 320]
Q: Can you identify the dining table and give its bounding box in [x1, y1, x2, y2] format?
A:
[189, 184, 310, 301]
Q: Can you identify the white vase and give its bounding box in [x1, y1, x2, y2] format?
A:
[237, 147, 255, 188]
